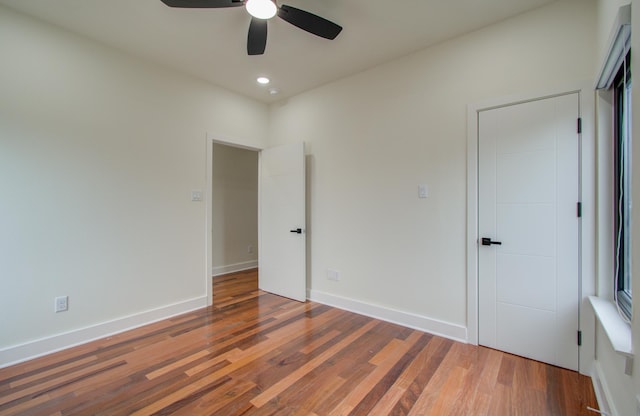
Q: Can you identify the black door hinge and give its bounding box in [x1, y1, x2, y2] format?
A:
[577, 202, 582, 218]
[577, 118, 582, 134]
[578, 330, 582, 346]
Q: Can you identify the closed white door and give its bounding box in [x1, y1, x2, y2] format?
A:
[478, 93, 580, 371]
[259, 142, 306, 302]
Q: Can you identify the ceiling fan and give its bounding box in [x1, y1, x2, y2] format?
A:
[160, 0, 343, 56]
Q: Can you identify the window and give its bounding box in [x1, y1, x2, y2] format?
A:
[613, 51, 632, 320]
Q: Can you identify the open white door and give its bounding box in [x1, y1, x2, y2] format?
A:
[259, 142, 306, 302]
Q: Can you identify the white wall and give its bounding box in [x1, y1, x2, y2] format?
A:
[594, 1, 640, 415]
[0, 5, 268, 365]
[212, 144, 258, 274]
[269, 0, 596, 339]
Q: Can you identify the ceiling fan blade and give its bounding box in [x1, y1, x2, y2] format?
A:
[160, 0, 243, 8]
[247, 18, 268, 55]
[277, 5, 342, 40]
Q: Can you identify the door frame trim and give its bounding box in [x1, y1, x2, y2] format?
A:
[465, 83, 596, 374]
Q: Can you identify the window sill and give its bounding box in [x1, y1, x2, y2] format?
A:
[588, 296, 634, 374]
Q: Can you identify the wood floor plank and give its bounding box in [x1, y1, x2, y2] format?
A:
[393, 337, 453, 415]
[348, 333, 433, 416]
[287, 375, 348, 416]
[136, 333, 304, 413]
[497, 353, 517, 387]
[249, 327, 377, 415]
[0, 357, 126, 407]
[145, 349, 211, 380]
[474, 346, 504, 396]
[446, 344, 494, 416]
[0, 393, 52, 415]
[8, 355, 98, 389]
[329, 332, 422, 415]
[249, 320, 379, 408]
[512, 356, 546, 416]
[424, 365, 468, 416]
[360, 333, 434, 415]
[488, 383, 513, 416]
[0, 269, 599, 416]
[171, 378, 257, 415]
[299, 329, 342, 355]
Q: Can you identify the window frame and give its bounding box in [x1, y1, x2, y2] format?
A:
[613, 51, 632, 320]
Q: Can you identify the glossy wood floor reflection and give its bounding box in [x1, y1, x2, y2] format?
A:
[0, 268, 598, 415]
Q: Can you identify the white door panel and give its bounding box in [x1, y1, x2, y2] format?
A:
[495, 100, 558, 154]
[497, 150, 556, 203]
[259, 142, 306, 302]
[478, 93, 579, 371]
[496, 204, 556, 257]
[496, 303, 558, 364]
[496, 254, 555, 311]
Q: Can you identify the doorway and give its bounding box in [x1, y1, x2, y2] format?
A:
[211, 143, 259, 290]
[474, 93, 581, 371]
[206, 139, 307, 305]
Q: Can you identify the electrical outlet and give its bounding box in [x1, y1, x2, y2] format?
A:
[327, 269, 340, 281]
[247, 245, 253, 254]
[55, 296, 68, 313]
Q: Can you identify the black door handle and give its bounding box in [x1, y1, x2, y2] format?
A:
[481, 237, 502, 246]
[290, 228, 302, 234]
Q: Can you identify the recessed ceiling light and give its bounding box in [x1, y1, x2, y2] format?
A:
[257, 76, 270, 85]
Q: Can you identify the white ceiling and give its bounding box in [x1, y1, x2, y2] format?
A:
[0, 0, 556, 103]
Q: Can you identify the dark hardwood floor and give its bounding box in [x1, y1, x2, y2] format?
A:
[0, 268, 598, 415]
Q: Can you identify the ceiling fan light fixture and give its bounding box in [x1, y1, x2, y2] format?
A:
[246, 0, 277, 20]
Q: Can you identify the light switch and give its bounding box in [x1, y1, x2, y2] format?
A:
[191, 190, 203, 202]
[418, 184, 429, 198]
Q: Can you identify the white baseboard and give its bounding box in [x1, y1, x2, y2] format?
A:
[212, 260, 258, 276]
[0, 296, 208, 369]
[591, 361, 616, 416]
[308, 289, 467, 343]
